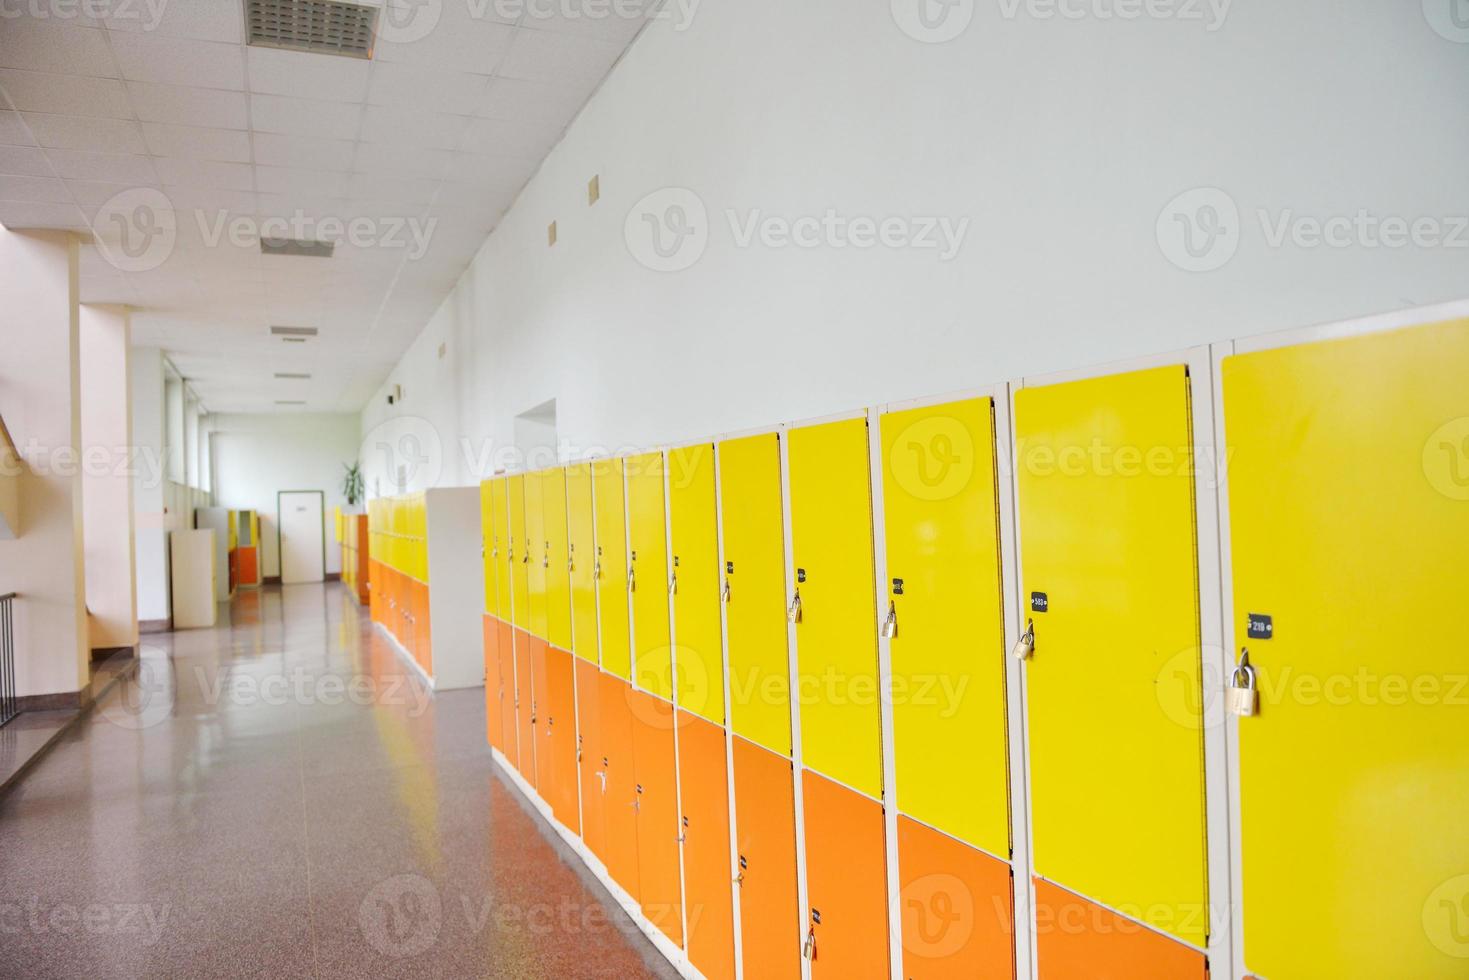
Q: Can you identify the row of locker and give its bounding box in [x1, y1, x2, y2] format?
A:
[367, 492, 430, 583]
[469, 317, 1468, 979]
[370, 559, 433, 679]
[335, 511, 371, 605]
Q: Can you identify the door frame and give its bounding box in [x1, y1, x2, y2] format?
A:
[276, 489, 326, 584]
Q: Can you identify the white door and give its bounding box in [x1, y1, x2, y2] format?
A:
[278, 491, 325, 584]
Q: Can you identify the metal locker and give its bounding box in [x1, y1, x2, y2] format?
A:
[627, 451, 673, 700]
[481, 480, 499, 619]
[677, 711, 736, 980]
[718, 433, 793, 756]
[542, 466, 574, 652]
[531, 635, 552, 796]
[576, 657, 608, 864]
[668, 443, 725, 725]
[524, 469, 549, 641]
[630, 688, 683, 946]
[566, 462, 599, 664]
[800, 768, 891, 980]
[599, 672, 641, 899]
[788, 418, 883, 798]
[732, 735, 801, 980]
[508, 475, 530, 633]
[495, 619, 514, 758]
[593, 458, 633, 681]
[1222, 319, 1469, 979]
[896, 814, 1015, 979]
[879, 397, 1010, 857]
[1015, 365, 1208, 948]
[541, 646, 580, 834]
[493, 478, 513, 624]
[483, 615, 505, 754]
[513, 628, 536, 784]
[1033, 878, 1205, 979]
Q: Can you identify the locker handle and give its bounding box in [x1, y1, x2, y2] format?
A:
[593, 560, 602, 580]
[596, 771, 606, 792]
[787, 590, 802, 624]
[881, 601, 898, 639]
[734, 871, 744, 885]
[722, 578, 731, 603]
[669, 571, 677, 596]
[1013, 619, 1035, 660]
[628, 565, 636, 592]
[803, 927, 816, 960]
[567, 557, 574, 572]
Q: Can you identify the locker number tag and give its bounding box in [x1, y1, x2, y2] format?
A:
[1247, 614, 1273, 640]
[1031, 592, 1049, 613]
[797, 568, 807, 584]
[726, 561, 734, 574]
[892, 578, 905, 595]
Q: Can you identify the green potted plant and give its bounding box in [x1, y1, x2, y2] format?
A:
[342, 461, 365, 510]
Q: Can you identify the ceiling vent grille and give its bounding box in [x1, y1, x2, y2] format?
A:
[274, 372, 312, 379]
[246, 0, 379, 60]
[270, 326, 319, 338]
[261, 236, 335, 258]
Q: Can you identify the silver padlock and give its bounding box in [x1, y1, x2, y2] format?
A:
[1012, 619, 1035, 660]
[881, 601, 898, 639]
[1227, 649, 1259, 717]
[787, 589, 802, 624]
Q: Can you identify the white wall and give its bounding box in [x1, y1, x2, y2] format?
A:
[211, 413, 361, 578]
[0, 227, 88, 699]
[362, 0, 1469, 483]
[131, 347, 170, 624]
[80, 304, 138, 650]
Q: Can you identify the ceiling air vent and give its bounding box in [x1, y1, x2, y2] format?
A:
[274, 372, 312, 379]
[246, 0, 379, 60]
[270, 326, 319, 338]
[275, 400, 307, 406]
[261, 236, 334, 258]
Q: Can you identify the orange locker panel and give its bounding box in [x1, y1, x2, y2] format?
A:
[599, 672, 641, 899]
[542, 646, 581, 834]
[801, 769, 891, 980]
[576, 658, 608, 865]
[495, 619, 514, 759]
[1033, 878, 1207, 980]
[678, 712, 735, 980]
[483, 615, 505, 754]
[531, 635, 552, 795]
[630, 688, 684, 947]
[732, 736, 802, 980]
[897, 816, 1015, 979]
[514, 628, 537, 786]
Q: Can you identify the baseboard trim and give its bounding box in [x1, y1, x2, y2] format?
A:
[263, 575, 281, 585]
[90, 645, 136, 662]
[139, 618, 172, 634]
[326, 572, 342, 582]
[15, 690, 82, 712]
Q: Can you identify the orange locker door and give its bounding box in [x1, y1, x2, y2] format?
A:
[531, 636, 552, 796]
[802, 769, 891, 980]
[514, 628, 537, 785]
[483, 615, 504, 753]
[576, 658, 608, 864]
[495, 619, 514, 758]
[543, 646, 581, 834]
[1033, 878, 1206, 980]
[415, 581, 432, 677]
[678, 712, 735, 980]
[630, 689, 684, 947]
[896, 815, 1015, 979]
[732, 736, 802, 980]
[599, 672, 641, 899]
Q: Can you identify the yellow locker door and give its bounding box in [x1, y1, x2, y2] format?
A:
[567, 462, 599, 664]
[627, 451, 673, 700]
[880, 398, 1010, 858]
[542, 466, 573, 652]
[493, 478, 512, 620]
[787, 418, 882, 798]
[718, 433, 792, 756]
[1015, 365, 1207, 949]
[524, 469, 548, 640]
[668, 443, 724, 725]
[1223, 320, 1469, 979]
[481, 480, 499, 619]
[593, 457, 632, 680]
[508, 475, 530, 632]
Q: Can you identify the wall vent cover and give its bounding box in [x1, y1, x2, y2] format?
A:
[246, 0, 379, 59]
[261, 236, 335, 258]
[270, 326, 319, 337]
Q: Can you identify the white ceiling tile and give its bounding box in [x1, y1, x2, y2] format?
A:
[65, 179, 162, 206]
[0, 70, 131, 117]
[100, 0, 244, 43]
[0, 20, 118, 77]
[44, 149, 158, 183]
[142, 122, 252, 162]
[109, 33, 245, 89]
[0, 111, 35, 146]
[247, 47, 371, 102]
[458, 117, 560, 159]
[497, 28, 622, 87]
[21, 113, 147, 153]
[252, 132, 356, 171]
[475, 76, 586, 123]
[0, 200, 89, 230]
[254, 166, 345, 197]
[255, 193, 351, 218]
[351, 141, 449, 179]
[365, 63, 489, 115]
[0, 175, 71, 204]
[358, 105, 469, 150]
[127, 82, 250, 129]
[372, 16, 515, 74]
[250, 94, 363, 140]
[0, 145, 55, 177]
[162, 185, 257, 213]
[153, 158, 254, 190]
[515, 2, 655, 43]
[444, 151, 536, 190]
[344, 172, 439, 204]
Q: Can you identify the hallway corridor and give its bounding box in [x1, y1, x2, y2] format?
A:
[0, 584, 678, 979]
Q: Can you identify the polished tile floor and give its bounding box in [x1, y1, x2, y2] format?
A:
[0, 583, 679, 979]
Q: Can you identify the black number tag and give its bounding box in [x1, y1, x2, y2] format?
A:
[726, 561, 734, 574]
[1247, 613, 1274, 640]
[892, 578, 905, 596]
[797, 568, 807, 584]
[1031, 592, 1049, 613]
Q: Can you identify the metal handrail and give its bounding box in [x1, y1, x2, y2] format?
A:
[0, 592, 15, 728]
